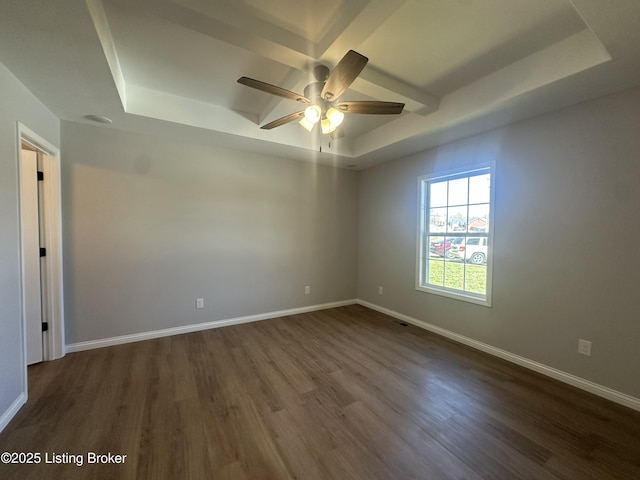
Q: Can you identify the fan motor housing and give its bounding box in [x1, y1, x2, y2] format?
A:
[303, 82, 326, 104]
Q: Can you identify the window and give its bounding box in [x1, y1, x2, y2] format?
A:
[416, 165, 494, 306]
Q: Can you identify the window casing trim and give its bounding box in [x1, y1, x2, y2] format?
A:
[415, 162, 495, 307]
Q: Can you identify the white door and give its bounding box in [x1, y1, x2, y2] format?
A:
[20, 148, 44, 364]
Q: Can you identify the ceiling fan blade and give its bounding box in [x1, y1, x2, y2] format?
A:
[336, 101, 405, 115]
[261, 111, 305, 130]
[238, 77, 311, 104]
[321, 50, 368, 101]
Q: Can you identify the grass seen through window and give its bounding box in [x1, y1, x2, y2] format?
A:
[428, 260, 487, 295]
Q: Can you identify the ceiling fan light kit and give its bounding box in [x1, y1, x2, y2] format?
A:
[321, 117, 335, 135]
[326, 107, 344, 126]
[299, 116, 315, 132]
[304, 104, 322, 123]
[237, 50, 405, 136]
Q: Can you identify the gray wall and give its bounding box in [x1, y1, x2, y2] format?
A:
[358, 86, 640, 398]
[0, 61, 59, 422]
[3, 56, 639, 427]
[61, 122, 358, 344]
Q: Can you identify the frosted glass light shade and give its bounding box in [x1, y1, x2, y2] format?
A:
[321, 117, 336, 134]
[326, 107, 344, 127]
[304, 105, 322, 123]
[299, 117, 315, 132]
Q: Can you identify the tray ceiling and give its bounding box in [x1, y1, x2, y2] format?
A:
[1, 0, 640, 168]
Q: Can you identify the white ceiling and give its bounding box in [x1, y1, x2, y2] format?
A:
[1, 0, 640, 169]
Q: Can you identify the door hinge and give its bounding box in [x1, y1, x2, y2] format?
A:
[39, 247, 46, 257]
[42, 322, 49, 332]
[37, 171, 44, 181]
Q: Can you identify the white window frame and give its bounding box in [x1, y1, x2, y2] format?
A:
[416, 163, 495, 307]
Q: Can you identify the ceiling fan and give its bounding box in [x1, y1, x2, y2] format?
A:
[237, 50, 404, 138]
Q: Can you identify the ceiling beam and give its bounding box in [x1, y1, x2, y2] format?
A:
[352, 67, 440, 115]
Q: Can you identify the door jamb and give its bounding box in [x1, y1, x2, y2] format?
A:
[17, 122, 65, 384]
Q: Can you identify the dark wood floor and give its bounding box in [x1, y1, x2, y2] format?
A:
[1, 305, 639, 479]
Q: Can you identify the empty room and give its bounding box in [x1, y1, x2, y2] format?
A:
[1, 1, 639, 479]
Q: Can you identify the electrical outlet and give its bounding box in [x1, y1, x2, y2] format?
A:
[577, 339, 591, 356]
[305, 286, 311, 295]
[378, 286, 383, 295]
[196, 298, 204, 309]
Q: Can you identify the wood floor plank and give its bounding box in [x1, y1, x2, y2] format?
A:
[1, 305, 639, 479]
[329, 368, 484, 479]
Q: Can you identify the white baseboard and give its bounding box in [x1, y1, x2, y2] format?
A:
[65, 299, 357, 354]
[63, 298, 640, 412]
[0, 393, 26, 433]
[358, 299, 640, 412]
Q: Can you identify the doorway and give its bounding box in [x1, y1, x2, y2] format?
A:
[18, 124, 64, 366]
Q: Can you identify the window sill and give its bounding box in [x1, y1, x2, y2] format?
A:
[416, 284, 491, 307]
